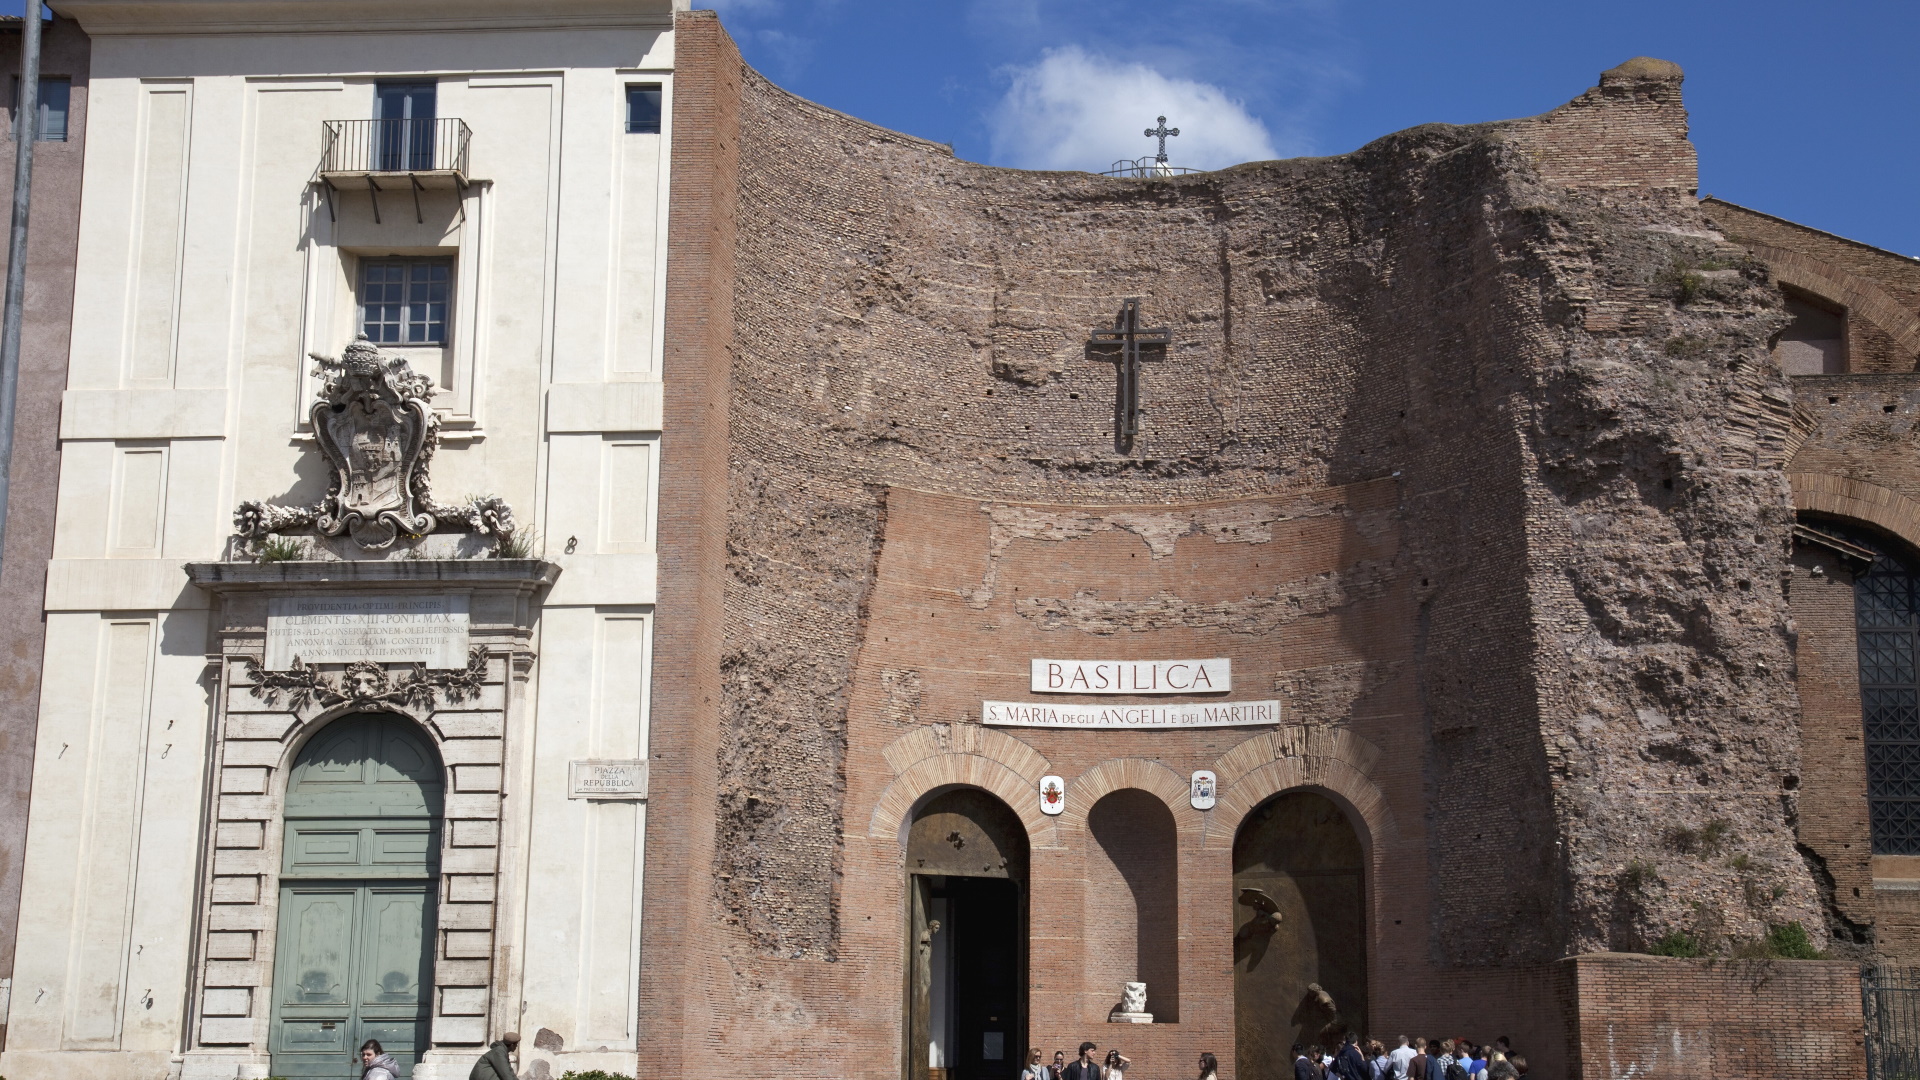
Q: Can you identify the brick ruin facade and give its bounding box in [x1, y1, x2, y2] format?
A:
[646, 13, 1914, 1078]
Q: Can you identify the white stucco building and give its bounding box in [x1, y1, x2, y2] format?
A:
[2, 2, 680, 1077]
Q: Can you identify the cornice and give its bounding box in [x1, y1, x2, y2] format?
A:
[49, 0, 675, 36]
[186, 558, 562, 592]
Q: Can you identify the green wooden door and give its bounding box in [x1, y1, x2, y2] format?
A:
[270, 714, 443, 1080]
[271, 883, 435, 1078]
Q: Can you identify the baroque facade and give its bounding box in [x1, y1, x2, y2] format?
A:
[1, 5, 1918, 1080]
[0, 2, 677, 1078]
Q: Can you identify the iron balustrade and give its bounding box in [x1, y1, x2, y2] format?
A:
[1866, 964, 1920, 1080]
[320, 118, 471, 176]
[1101, 156, 1200, 178]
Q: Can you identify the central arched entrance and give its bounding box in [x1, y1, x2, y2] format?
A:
[269, 713, 442, 1079]
[904, 788, 1029, 1080]
[1233, 790, 1366, 1079]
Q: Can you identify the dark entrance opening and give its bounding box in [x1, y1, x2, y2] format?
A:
[906, 789, 1029, 1080]
[1232, 790, 1366, 1080]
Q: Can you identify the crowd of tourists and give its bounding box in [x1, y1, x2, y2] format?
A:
[1018, 1034, 1526, 1080]
[1291, 1034, 1528, 1080]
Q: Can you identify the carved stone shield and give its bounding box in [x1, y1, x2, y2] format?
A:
[310, 336, 436, 547]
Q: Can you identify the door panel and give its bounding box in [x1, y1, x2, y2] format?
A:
[270, 883, 433, 1079]
[271, 888, 358, 1078]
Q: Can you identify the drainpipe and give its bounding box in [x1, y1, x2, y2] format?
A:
[0, 3, 41, 562]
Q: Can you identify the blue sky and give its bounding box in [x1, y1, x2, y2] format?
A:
[699, 0, 1920, 258]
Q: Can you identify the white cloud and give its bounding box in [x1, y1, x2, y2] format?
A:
[987, 46, 1281, 173]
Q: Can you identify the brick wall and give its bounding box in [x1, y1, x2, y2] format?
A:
[647, 18, 1841, 1078]
[1563, 954, 1864, 1080]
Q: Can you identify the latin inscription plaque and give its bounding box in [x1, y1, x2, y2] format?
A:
[1030, 657, 1231, 694]
[266, 593, 470, 669]
[983, 699, 1280, 730]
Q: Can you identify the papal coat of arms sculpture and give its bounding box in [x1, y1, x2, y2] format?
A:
[234, 335, 516, 555]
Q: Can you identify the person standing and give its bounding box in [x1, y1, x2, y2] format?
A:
[1023, 1048, 1048, 1080]
[1406, 1040, 1429, 1080]
[1197, 1052, 1220, 1080]
[1425, 1041, 1447, 1080]
[1063, 1041, 1103, 1080]
[1390, 1036, 1417, 1080]
[1104, 1049, 1132, 1080]
[1334, 1032, 1368, 1080]
[1052, 1050, 1069, 1080]
[359, 1040, 399, 1080]
[1294, 1044, 1319, 1080]
[469, 1032, 519, 1080]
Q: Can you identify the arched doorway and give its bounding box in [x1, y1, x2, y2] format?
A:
[905, 788, 1029, 1080]
[269, 713, 443, 1079]
[1232, 791, 1366, 1078]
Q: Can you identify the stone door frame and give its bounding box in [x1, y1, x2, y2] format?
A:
[181, 560, 556, 1080]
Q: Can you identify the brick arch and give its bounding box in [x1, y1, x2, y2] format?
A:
[869, 724, 1057, 847]
[1791, 473, 1920, 556]
[1059, 757, 1191, 832]
[1753, 242, 1920, 366]
[1204, 727, 1396, 851]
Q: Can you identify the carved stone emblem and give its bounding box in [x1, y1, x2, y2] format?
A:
[243, 649, 487, 713]
[235, 336, 514, 551]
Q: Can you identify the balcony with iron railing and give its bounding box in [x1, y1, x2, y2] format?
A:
[317, 118, 473, 223]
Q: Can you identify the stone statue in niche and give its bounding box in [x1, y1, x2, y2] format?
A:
[1110, 980, 1152, 1024]
[234, 335, 515, 553]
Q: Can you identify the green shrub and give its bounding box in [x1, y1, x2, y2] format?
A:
[1649, 930, 1702, 958]
[255, 536, 308, 562]
[495, 529, 537, 559]
[1762, 920, 1824, 959]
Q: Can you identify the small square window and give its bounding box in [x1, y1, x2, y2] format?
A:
[626, 84, 662, 135]
[359, 258, 451, 347]
[11, 76, 70, 141]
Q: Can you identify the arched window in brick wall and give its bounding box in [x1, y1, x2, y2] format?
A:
[1850, 532, 1920, 853]
[1773, 287, 1848, 375]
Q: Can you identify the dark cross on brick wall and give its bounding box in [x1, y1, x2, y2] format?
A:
[1086, 298, 1172, 452]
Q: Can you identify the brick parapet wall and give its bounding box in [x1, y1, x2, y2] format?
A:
[1562, 954, 1864, 1080]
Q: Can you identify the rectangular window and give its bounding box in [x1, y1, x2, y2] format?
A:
[359, 258, 451, 347]
[626, 84, 662, 135]
[11, 76, 70, 141]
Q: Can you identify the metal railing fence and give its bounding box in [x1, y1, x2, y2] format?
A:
[320, 118, 471, 175]
[1101, 156, 1200, 178]
[1866, 965, 1920, 1080]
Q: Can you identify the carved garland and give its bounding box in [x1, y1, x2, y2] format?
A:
[234, 335, 515, 551]
[243, 648, 488, 713]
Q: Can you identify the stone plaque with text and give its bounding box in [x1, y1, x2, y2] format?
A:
[568, 760, 649, 800]
[983, 699, 1280, 730]
[266, 594, 470, 670]
[1030, 657, 1231, 694]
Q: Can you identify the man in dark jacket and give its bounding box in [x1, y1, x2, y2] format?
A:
[1062, 1041, 1102, 1080]
[470, 1031, 519, 1080]
[1334, 1033, 1368, 1080]
[1294, 1044, 1319, 1080]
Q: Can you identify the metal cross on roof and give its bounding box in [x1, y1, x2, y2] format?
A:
[1145, 116, 1180, 163]
[1086, 298, 1173, 452]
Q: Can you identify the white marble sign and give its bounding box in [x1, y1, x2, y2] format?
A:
[568, 760, 649, 800]
[985, 699, 1280, 730]
[1030, 658, 1231, 694]
[266, 594, 469, 669]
